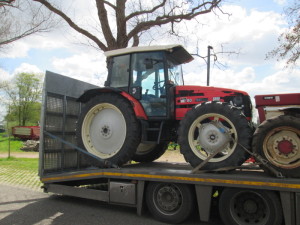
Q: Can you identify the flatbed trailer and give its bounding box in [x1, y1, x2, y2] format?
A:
[39, 72, 300, 225]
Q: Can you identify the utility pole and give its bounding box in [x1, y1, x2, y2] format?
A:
[207, 46, 213, 86]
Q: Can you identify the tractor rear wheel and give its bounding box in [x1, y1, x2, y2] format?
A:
[76, 93, 141, 166]
[252, 115, 300, 178]
[132, 142, 168, 162]
[178, 101, 252, 170]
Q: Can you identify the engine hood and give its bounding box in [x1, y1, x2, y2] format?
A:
[175, 85, 249, 97]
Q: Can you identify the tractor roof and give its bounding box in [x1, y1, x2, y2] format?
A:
[104, 44, 194, 64]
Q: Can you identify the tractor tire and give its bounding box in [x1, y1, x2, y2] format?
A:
[178, 101, 252, 170]
[76, 93, 141, 166]
[219, 188, 283, 225]
[252, 115, 300, 178]
[132, 142, 168, 162]
[146, 182, 195, 224]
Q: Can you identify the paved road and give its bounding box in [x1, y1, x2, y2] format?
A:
[0, 184, 223, 225]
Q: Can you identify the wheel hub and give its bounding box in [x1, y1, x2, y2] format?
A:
[270, 132, 298, 159]
[277, 139, 293, 154]
[157, 186, 180, 211]
[243, 199, 257, 214]
[100, 125, 112, 139]
[198, 123, 230, 153]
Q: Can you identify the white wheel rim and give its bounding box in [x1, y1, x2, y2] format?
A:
[81, 103, 126, 159]
[188, 113, 238, 162]
[263, 126, 300, 169]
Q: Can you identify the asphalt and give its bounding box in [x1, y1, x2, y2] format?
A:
[0, 184, 223, 225]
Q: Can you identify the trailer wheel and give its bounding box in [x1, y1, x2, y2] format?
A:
[76, 93, 141, 166]
[132, 142, 168, 162]
[146, 182, 195, 224]
[252, 115, 300, 177]
[178, 101, 252, 170]
[219, 188, 283, 225]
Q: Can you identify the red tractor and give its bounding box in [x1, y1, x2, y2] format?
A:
[253, 93, 300, 177]
[76, 44, 299, 177]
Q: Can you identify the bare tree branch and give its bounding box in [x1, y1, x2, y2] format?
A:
[95, 0, 116, 49]
[127, 0, 221, 41]
[266, 0, 299, 66]
[30, 0, 224, 51]
[126, 0, 167, 21]
[33, 0, 108, 51]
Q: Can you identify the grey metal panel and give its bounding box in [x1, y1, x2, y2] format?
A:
[47, 184, 109, 202]
[136, 181, 145, 216]
[109, 182, 136, 205]
[280, 191, 296, 225]
[195, 185, 212, 222]
[296, 193, 300, 225]
[44, 71, 99, 98]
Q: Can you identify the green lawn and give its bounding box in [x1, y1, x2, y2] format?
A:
[0, 134, 23, 153]
[0, 157, 38, 170]
[0, 157, 41, 191]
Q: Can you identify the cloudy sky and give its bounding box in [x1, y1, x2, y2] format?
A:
[0, 0, 299, 120]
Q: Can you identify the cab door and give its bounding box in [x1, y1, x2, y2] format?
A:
[130, 52, 167, 117]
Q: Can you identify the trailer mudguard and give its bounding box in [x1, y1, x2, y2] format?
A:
[77, 87, 148, 120]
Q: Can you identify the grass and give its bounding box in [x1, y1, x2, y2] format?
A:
[0, 157, 39, 170]
[0, 157, 42, 191]
[0, 134, 23, 153]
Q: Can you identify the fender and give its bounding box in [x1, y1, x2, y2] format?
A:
[77, 87, 148, 120]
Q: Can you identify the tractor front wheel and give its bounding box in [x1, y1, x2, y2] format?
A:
[178, 101, 252, 170]
[76, 93, 141, 166]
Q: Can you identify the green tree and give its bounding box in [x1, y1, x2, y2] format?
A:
[2, 73, 43, 126]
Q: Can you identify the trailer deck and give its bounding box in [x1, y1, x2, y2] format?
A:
[41, 162, 300, 192]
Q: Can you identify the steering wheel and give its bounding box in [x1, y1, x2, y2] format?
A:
[152, 80, 165, 90]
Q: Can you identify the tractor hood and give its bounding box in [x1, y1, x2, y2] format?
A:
[174, 85, 252, 120]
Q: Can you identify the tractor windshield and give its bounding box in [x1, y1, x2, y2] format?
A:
[167, 59, 184, 86]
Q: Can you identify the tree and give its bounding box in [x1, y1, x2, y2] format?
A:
[1, 73, 43, 126]
[31, 0, 223, 51]
[267, 0, 299, 66]
[0, 0, 55, 50]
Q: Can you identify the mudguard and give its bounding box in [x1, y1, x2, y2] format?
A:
[77, 87, 148, 120]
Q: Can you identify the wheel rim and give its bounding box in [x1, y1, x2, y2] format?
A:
[153, 184, 183, 215]
[229, 191, 270, 225]
[263, 126, 300, 169]
[81, 103, 126, 159]
[188, 113, 238, 162]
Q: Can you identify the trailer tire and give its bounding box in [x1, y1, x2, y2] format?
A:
[146, 182, 195, 224]
[252, 115, 300, 178]
[132, 142, 168, 162]
[178, 101, 252, 170]
[219, 188, 283, 225]
[76, 93, 141, 166]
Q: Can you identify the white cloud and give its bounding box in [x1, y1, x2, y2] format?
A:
[273, 0, 287, 6]
[52, 52, 107, 86]
[13, 63, 42, 75]
[0, 68, 11, 82]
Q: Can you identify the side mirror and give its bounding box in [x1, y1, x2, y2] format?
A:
[130, 86, 142, 100]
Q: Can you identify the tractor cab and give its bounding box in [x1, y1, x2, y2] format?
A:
[104, 45, 193, 118]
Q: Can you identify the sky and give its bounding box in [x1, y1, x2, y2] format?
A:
[0, 0, 299, 121]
